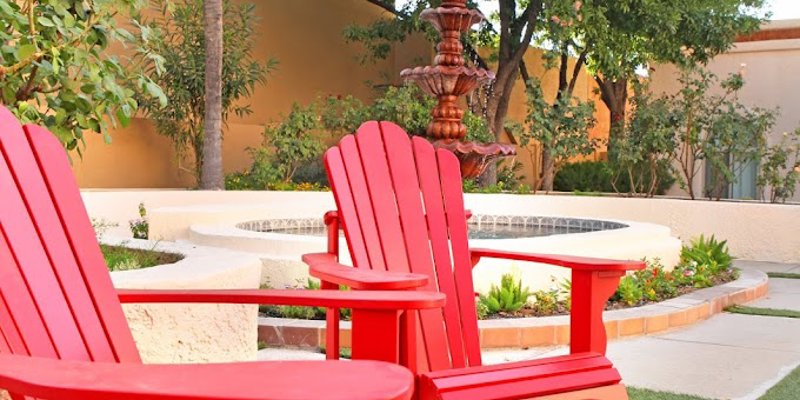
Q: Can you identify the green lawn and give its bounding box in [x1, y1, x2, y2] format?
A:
[628, 364, 800, 399]
[628, 388, 709, 400]
[101, 244, 182, 271]
[767, 272, 800, 280]
[725, 305, 800, 319]
[760, 364, 800, 400]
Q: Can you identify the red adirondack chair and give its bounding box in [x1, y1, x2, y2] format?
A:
[303, 121, 647, 400]
[0, 107, 447, 400]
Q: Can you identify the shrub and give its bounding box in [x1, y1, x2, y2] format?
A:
[129, 203, 148, 240]
[479, 273, 532, 315]
[616, 276, 644, 306]
[553, 161, 614, 192]
[680, 235, 732, 275]
[758, 129, 800, 203]
[554, 160, 675, 195]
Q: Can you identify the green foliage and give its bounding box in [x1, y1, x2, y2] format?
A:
[0, 0, 164, 153]
[679, 235, 733, 277]
[226, 104, 327, 190]
[263, 103, 324, 182]
[259, 279, 350, 320]
[554, 161, 614, 193]
[101, 244, 182, 272]
[616, 276, 645, 307]
[135, 0, 275, 185]
[479, 274, 532, 315]
[530, 286, 561, 315]
[513, 78, 598, 191]
[670, 67, 777, 200]
[758, 129, 800, 203]
[611, 81, 678, 197]
[129, 202, 148, 240]
[320, 84, 491, 142]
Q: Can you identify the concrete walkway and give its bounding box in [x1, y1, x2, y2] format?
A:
[260, 260, 800, 400]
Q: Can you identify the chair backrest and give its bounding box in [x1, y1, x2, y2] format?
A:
[324, 121, 481, 372]
[0, 106, 140, 372]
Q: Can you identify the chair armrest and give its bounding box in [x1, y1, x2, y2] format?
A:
[469, 248, 646, 271]
[303, 253, 429, 290]
[117, 288, 444, 310]
[0, 354, 414, 400]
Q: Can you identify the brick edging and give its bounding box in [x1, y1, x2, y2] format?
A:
[258, 269, 768, 349]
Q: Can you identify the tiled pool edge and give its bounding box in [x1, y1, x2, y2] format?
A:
[257, 268, 768, 349]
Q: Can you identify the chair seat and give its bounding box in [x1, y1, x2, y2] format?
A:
[418, 352, 621, 400]
[0, 355, 415, 400]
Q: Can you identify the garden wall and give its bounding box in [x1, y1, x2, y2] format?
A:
[82, 190, 800, 263]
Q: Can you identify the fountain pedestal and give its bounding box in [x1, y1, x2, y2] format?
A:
[400, 0, 515, 178]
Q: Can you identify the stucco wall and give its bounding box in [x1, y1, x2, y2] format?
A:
[649, 19, 800, 202]
[106, 238, 262, 363]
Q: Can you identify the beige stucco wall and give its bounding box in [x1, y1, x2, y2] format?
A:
[106, 238, 262, 363]
[649, 19, 800, 201]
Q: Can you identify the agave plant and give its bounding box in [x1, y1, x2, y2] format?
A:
[479, 273, 532, 315]
[680, 235, 733, 275]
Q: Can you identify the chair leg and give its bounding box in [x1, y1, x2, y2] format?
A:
[321, 281, 340, 360]
[530, 384, 628, 400]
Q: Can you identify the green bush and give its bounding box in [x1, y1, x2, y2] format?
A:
[478, 274, 532, 315]
[554, 160, 675, 195]
[553, 161, 614, 192]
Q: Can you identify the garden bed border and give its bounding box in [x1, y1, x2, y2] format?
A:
[257, 268, 768, 349]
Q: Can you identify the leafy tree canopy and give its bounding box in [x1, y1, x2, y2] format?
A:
[0, 0, 165, 154]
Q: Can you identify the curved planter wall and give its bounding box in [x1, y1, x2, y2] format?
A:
[257, 268, 769, 349]
[106, 238, 262, 363]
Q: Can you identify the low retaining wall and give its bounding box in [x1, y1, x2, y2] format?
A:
[81, 190, 799, 263]
[257, 268, 769, 349]
[106, 238, 262, 363]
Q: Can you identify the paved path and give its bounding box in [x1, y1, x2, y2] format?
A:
[260, 260, 800, 400]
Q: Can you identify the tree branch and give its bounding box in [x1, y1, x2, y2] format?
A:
[567, 47, 589, 96]
[365, 0, 401, 16]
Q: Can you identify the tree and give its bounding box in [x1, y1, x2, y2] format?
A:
[202, 0, 224, 190]
[582, 0, 766, 149]
[348, 0, 766, 158]
[510, 77, 597, 191]
[346, 1, 544, 183]
[644, 66, 775, 200]
[136, 0, 275, 187]
[0, 0, 164, 154]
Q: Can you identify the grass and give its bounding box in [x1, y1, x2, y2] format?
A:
[628, 388, 709, 399]
[760, 365, 800, 399]
[725, 305, 800, 319]
[101, 244, 182, 271]
[767, 272, 800, 279]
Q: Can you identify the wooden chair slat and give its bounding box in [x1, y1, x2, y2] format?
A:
[436, 149, 482, 366]
[2, 124, 114, 362]
[24, 126, 141, 362]
[325, 147, 369, 268]
[0, 230, 54, 357]
[380, 123, 451, 372]
[354, 123, 410, 273]
[0, 113, 88, 360]
[337, 134, 385, 270]
[411, 137, 468, 369]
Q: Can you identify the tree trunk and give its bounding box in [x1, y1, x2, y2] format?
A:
[540, 151, 555, 192]
[200, 0, 224, 190]
[596, 77, 628, 156]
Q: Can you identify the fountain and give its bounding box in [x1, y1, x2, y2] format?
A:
[400, 0, 515, 178]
